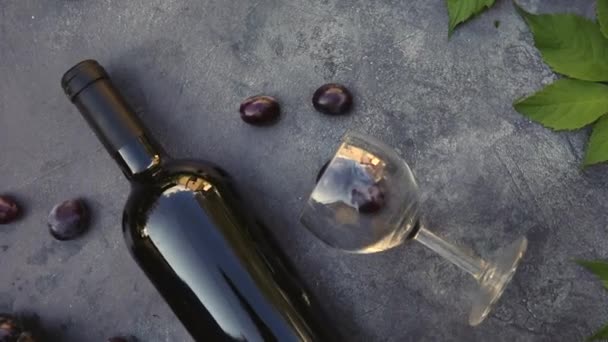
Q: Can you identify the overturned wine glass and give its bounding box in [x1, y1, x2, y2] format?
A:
[300, 131, 527, 326]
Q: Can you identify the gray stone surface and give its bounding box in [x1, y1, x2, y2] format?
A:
[1, 0, 607, 340]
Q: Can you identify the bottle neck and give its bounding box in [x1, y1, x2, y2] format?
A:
[111, 134, 163, 179]
[62, 60, 166, 180]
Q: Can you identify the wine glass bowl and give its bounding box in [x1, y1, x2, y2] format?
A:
[301, 132, 421, 253]
[301, 131, 527, 326]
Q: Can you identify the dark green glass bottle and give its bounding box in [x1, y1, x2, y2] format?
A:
[61, 60, 334, 342]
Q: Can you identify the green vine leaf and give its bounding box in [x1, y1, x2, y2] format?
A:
[513, 79, 608, 131]
[585, 115, 608, 167]
[517, 6, 608, 81]
[597, 0, 608, 39]
[577, 260, 608, 340]
[446, 0, 496, 36]
[589, 323, 608, 341]
[577, 260, 608, 289]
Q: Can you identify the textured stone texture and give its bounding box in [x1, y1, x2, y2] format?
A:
[1, 0, 607, 341]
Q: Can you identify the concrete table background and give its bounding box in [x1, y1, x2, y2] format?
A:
[1, 0, 608, 341]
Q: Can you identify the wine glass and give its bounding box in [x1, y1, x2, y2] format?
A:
[300, 131, 527, 326]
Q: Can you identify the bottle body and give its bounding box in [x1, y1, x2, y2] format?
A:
[124, 160, 328, 341]
[61, 60, 334, 341]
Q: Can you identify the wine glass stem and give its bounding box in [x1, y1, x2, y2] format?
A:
[413, 226, 487, 280]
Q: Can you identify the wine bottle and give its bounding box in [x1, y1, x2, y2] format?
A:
[61, 60, 334, 341]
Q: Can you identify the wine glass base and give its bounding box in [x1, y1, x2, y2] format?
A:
[468, 237, 528, 326]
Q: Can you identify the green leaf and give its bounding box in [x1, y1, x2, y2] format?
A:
[446, 0, 495, 36]
[585, 115, 608, 166]
[589, 324, 608, 341]
[577, 260, 608, 289]
[598, 0, 608, 39]
[513, 79, 608, 131]
[578, 260, 608, 340]
[516, 6, 608, 81]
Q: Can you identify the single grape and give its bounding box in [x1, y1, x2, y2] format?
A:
[15, 332, 35, 342]
[351, 183, 386, 214]
[0, 196, 19, 224]
[0, 313, 21, 342]
[312, 83, 353, 115]
[108, 336, 137, 342]
[239, 95, 280, 125]
[107, 337, 129, 342]
[47, 199, 89, 241]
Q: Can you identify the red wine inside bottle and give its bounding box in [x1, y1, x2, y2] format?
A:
[61, 60, 334, 341]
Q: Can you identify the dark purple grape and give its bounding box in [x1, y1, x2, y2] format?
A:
[312, 83, 353, 115]
[108, 336, 137, 342]
[16, 332, 35, 342]
[239, 95, 280, 125]
[107, 337, 128, 342]
[0, 196, 19, 224]
[0, 313, 21, 342]
[47, 199, 89, 241]
[351, 183, 386, 214]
